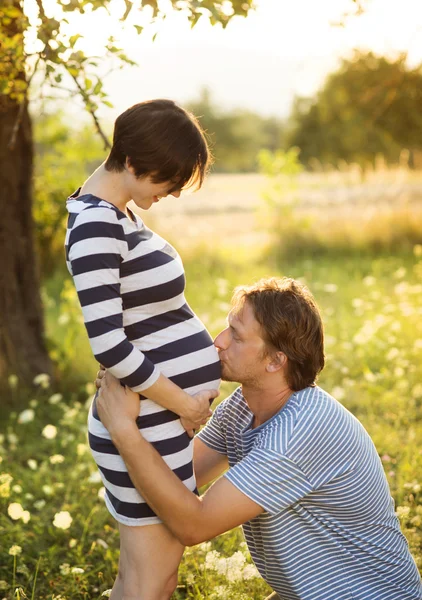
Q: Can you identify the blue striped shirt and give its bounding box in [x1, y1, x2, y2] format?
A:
[198, 386, 422, 599]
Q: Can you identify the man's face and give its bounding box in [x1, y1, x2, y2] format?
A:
[214, 300, 269, 386]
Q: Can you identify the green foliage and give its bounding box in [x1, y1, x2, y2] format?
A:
[1, 249, 422, 597]
[1, 0, 254, 129]
[257, 148, 422, 261]
[33, 112, 104, 278]
[288, 51, 422, 168]
[257, 147, 313, 254]
[187, 88, 286, 172]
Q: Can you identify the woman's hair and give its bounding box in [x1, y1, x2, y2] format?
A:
[105, 99, 211, 190]
[231, 277, 325, 391]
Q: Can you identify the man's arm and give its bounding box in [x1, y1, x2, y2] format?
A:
[193, 437, 229, 489]
[97, 372, 263, 546]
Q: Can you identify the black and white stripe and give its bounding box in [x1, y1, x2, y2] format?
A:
[66, 191, 221, 525]
[198, 387, 422, 599]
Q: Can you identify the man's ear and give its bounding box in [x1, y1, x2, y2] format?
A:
[266, 351, 287, 373]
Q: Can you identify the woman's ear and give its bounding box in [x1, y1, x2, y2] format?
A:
[266, 352, 287, 373]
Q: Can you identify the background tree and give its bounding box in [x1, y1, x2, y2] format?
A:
[188, 87, 285, 172]
[0, 0, 253, 394]
[288, 51, 422, 168]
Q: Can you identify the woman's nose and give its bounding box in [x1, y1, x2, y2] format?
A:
[171, 190, 181, 198]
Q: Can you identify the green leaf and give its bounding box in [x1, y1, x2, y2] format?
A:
[69, 34, 82, 48]
[134, 25, 143, 35]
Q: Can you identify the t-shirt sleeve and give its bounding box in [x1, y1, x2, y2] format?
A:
[197, 401, 228, 456]
[67, 207, 160, 392]
[224, 448, 314, 515]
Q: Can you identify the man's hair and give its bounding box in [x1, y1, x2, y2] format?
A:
[105, 99, 211, 190]
[231, 277, 325, 391]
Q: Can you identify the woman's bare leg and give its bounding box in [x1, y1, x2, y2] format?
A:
[110, 522, 185, 600]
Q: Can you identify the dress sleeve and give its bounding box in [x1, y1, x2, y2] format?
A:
[224, 448, 314, 514]
[67, 206, 160, 392]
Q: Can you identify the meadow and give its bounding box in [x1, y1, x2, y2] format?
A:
[1, 165, 422, 599]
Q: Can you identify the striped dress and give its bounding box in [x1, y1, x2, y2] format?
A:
[198, 386, 422, 600]
[65, 191, 221, 526]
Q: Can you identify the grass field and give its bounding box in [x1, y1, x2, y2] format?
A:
[1, 171, 422, 599]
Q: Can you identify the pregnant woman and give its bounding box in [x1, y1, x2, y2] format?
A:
[65, 99, 221, 599]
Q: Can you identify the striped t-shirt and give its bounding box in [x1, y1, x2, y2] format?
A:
[65, 191, 221, 525]
[198, 386, 422, 600]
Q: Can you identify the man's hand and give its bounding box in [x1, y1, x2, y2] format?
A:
[96, 370, 140, 439]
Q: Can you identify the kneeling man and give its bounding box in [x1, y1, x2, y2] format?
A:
[97, 277, 422, 600]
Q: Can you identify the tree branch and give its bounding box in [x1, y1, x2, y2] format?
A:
[67, 70, 111, 150]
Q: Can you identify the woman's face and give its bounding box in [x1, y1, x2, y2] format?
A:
[125, 166, 181, 210]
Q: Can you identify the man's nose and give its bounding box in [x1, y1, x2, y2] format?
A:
[214, 328, 228, 350]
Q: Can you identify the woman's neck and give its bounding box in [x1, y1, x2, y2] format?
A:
[80, 163, 129, 212]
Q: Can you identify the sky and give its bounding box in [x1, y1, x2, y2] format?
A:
[34, 0, 422, 121]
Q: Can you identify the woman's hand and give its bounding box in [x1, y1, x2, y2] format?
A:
[96, 370, 140, 439]
[183, 390, 219, 430]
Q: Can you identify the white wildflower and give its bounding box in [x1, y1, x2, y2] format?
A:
[71, 567, 84, 574]
[386, 348, 400, 361]
[34, 499, 46, 510]
[33, 373, 50, 388]
[396, 506, 410, 519]
[8, 502, 24, 520]
[0, 473, 13, 498]
[18, 409, 35, 424]
[12, 485, 22, 494]
[59, 563, 70, 576]
[98, 487, 106, 500]
[42, 485, 53, 496]
[7, 433, 18, 445]
[69, 539, 77, 548]
[49, 454, 65, 465]
[332, 386, 345, 401]
[42, 424, 57, 439]
[8, 545, 22, 556]
[21, 510, 31, 523]
[27, 459, 38, 470]
[88, 471, 102, 484]
[48, 393, 63, 405]
[363, 276, 376, 286]
[242, 563, 260, 580]
[53, 511, 73, 530]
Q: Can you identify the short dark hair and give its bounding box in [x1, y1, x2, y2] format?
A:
[231, 277, 325, 391]
[105, 99, 211, 190]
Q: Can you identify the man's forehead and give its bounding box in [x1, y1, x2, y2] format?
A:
[228, 301, 260, 331]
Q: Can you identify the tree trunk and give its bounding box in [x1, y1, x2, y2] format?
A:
[0, 4, 52, 400]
